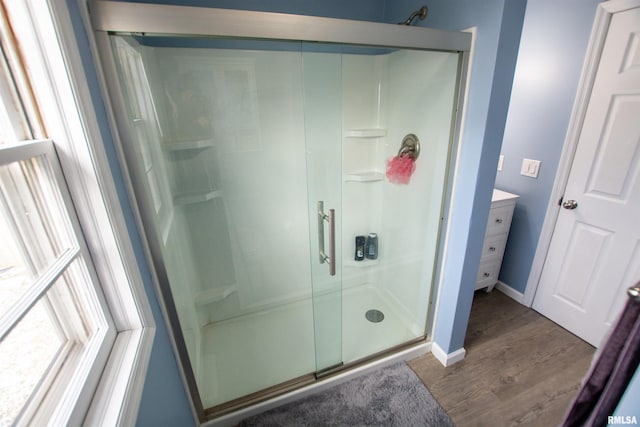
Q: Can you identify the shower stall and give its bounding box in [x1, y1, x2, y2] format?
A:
[89, 1, 471, 423]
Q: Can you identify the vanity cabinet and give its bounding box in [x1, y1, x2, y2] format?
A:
[475, 189, 519, 292]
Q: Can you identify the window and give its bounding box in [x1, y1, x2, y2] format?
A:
[0, 1, 154, 425]
[0, 140, 115, 425]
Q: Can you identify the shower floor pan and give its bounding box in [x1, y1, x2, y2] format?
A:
[199, 284, 423, 408]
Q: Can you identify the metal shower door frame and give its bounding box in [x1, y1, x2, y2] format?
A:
[87, 1, 472, 423]
[88, 1, 471, 52]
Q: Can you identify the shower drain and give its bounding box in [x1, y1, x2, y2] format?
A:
[365, 309, 385, 323]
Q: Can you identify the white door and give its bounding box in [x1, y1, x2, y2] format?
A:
[533, 5, 640, 347]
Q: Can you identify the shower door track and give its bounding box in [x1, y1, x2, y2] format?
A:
[205, 373, 317, 419]
[315, 362, 345, 379]
[204, 336, 428, 420]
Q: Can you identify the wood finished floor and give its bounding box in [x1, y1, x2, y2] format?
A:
[409, 290, 596, 427]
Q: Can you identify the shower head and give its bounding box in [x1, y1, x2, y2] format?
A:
[398, 6, 428, 26]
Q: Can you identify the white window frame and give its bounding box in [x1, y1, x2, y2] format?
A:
[0, 139, 116, 426]
[1, 1, 155, 425]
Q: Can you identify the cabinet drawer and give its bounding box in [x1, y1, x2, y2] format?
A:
[475, 261, 501, 290]
[480, 234, 507, 262]
[485, 205, 514, 236]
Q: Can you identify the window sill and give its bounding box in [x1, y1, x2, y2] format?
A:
[86, 327, 155, 425]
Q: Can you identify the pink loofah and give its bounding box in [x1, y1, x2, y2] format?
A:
[386, 155, 416, 184]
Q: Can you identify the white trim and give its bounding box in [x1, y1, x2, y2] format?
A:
[42, 2, 157, 424]
[457, 27, 477, 157]
[2, 0, 157, 424]
[522, 0, 638, 307]
[207, 341, 432, 427]
[84, 329, 149, 426]
[0, 139, 51, 165]
[431, 342, 466, 367]
[0, 246, 77, 341]
[44, 0, 155, 331]
[495, 280, 525, 304]
[0, 52, 29, 140]
[602, 0, 640, 13]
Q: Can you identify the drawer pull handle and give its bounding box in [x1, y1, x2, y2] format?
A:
[489, 246, 496, 252]
[495, 218, 503, 224]
[483, 272, 490, 277]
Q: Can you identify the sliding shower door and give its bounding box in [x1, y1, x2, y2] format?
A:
[302, 50, 344, 374]
[107, 35, 344, 408]
[93, 3, 470, 419]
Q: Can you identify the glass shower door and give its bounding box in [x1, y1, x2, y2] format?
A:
[302, 49, 344, 374]
[106, 34, 345, 409]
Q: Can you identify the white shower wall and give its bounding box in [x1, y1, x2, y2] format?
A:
[151, 47, 316, 324]
[381, 50, 458, 328]
[145, 45, 458, 327]
[341, 50, 458, 331]
[127, 42, 458, 392]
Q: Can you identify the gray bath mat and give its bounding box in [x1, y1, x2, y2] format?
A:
[240, 362, 454, 426]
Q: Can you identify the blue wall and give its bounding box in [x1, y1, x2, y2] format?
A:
[387, 0, 526, 353]
[495, 0, 603, 294]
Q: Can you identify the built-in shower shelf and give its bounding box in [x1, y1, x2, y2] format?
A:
[163, 138, 216, 152]
[344, 128, 387, 138]
[194, 286, 237, 306]
[344, 259, 380, 268]
[174, 189, 222, 205]
[344, 171, 385, 182]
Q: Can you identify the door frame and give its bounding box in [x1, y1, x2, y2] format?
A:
[524, 0, 640, 307]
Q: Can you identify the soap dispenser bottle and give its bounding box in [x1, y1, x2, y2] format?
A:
[365, 233, 378, 260]
[355, 236, 365, 261]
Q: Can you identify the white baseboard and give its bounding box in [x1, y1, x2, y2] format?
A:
[495, 280, 525, 304]
[431, 342, 466, 367]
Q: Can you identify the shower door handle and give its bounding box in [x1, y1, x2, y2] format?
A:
[317, 201, 336, 276]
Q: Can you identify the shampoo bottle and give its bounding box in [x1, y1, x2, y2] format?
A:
[355, 236, 365, 261]
[365, 233, 378, 260]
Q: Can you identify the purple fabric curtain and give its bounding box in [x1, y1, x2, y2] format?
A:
[561, 284, 640, 427]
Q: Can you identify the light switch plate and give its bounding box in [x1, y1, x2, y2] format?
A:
[521, 158, 541, 178]
[497, 155, 504, 172]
